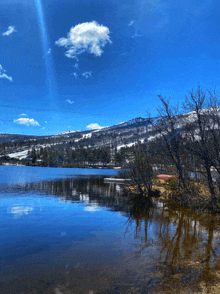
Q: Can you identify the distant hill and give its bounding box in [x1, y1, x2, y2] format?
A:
[0, 109, 215, 164]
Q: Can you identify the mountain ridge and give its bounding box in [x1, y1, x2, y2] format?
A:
[0, 108, 217, 163]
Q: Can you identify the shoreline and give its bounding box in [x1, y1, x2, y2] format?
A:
[0, 162, 119, 169]
[123, 178, 220, 214]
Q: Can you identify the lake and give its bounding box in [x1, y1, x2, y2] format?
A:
[1, 166, 220, 294]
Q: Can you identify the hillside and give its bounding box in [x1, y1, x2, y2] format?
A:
[0, 117, 151, 162]
[0, 108, 216, 167]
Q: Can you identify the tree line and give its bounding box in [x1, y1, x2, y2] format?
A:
[26, 146, 112, 167]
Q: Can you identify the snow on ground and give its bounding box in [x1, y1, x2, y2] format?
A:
[116, 138, 146, 150]
[7, 150, 29, 160]
[56, 130, 81, 135]
[5, 141, 65, 160]
[82, 133, 92, 139]
[74, 130, 99, 142]
[117, 142, 135, 150]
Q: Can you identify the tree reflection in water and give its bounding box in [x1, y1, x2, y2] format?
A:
[129, 201, 220, 293]
[23, 176, 131, 214]
[15, 177, 220, 293]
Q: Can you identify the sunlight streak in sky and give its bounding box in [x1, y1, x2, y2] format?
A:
[34, 0, 57, 101]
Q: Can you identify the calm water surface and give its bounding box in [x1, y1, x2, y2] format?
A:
[1, 166, 220, 293]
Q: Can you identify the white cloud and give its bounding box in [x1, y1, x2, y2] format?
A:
[13, 118, 40, 126]
[0, 64, 13, 82]
[128, 20, 134, 26]
[2, 26, 16, 36]
[74, 63, 79, 69]
[41, 127, 45, 130]
[86, 123, 106, 130]
[19, 113, 27, 117]
[55, 21, 111, 59]
[0, 73, 13, 82]
[47, 48, 51, 54]
[56, 37, 68, 47]
[82, 71, 92, 79]
[65, 99, 74, 104]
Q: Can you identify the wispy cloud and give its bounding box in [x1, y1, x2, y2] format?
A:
[121, 52, 129, 57]
[72, 72, 78, 78]
[82, 71, 92, 79]
[128, 20, 134, 26]
[131, 33, 141, 38]
[2, 26, 16, 36]
[65, 99, 74, 104]
[43, 48, 52, 59]
[0, 65, 13, 82]
[19, 113, 27, 117]
[86, 123, 106, 130]
[55, 21, 112, 59]
[45, 121, 47, 124]
[74, 63, 79, 69]
[13, 118, 40, 126]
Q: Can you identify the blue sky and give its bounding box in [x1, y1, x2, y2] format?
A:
[1, 0, 220, 135]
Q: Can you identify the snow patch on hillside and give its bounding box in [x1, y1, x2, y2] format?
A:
[7, 150, 29, 160]
[56, 130, 81, 135]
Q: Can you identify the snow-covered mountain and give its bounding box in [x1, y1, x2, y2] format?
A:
[0, 117, 150, 160]
[0, 109, 217, 161]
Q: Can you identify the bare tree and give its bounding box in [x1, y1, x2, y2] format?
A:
[183, 85, 217, 209]
[205, 88, 220, 176]
[151, 95, 187, 188]
[126, 150, 153, 197]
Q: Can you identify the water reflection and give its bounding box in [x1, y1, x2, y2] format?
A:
[9, 206, 34, 217]
[2, 175, 220, 293]
[128, 202, 220, 293]
[22, 178, 220, 292]
[21, 177, 131, 214]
